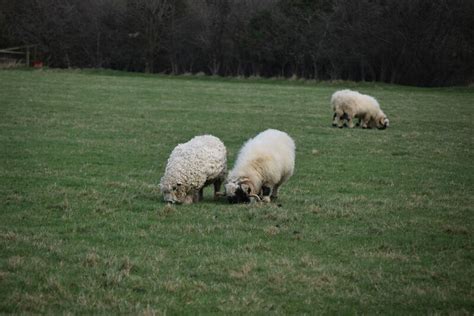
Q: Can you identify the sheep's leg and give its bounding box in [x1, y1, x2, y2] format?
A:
[272, 175, 289, 201]
[213, 179, 224, 199]
[335, 112, 345, 128]
[271, 184, 281, 201]
[341, 109, 355, 128]
[185, 193, 195, 204]
[347, 115, 355, 128]
[332, 113, 338, 127]
[261, 185, 272, 203]
[361, 115, 370, 129]
[337, 116, 344, 128]
[199, 188, 204, 201]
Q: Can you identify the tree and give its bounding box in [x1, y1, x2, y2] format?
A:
[126, 0, 172, 73]
[1, 0, 471, 85]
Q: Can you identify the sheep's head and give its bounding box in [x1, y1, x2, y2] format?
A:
[225, 179, 261, 204]
[376, 115, 389, 129]
[160, 182, 189, 204]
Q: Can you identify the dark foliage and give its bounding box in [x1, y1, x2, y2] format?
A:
[1, 0, 472, 86]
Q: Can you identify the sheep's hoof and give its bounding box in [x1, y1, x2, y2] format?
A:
[184, 196, 194, 204]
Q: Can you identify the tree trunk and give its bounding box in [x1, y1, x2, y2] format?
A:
[96, 32, 101, 68]
[360, 59, 366, 82]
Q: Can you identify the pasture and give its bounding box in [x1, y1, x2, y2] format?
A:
[0, 69, 473, 313]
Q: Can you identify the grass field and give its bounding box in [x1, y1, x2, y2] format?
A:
[0, 69, 473, 314]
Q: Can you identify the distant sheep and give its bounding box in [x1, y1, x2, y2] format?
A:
[225, 129, 295, 203]
[160, 135, 227, 204]
[331, 89, 389, 129]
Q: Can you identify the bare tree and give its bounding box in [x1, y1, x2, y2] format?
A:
[126, 0, 172, 73]
[2, 0, 472, 85]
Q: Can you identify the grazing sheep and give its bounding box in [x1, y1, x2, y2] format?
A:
[225, 129, 295, 203]
[160, 135, 227, 204]
[331, 89, 389, 129]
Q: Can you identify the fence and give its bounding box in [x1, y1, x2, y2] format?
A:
[0, 45, 39, 68]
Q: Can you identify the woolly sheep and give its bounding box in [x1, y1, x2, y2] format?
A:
[331, 89, 389, 129]
[160, 135, 227, 204]
[225, 129, 295, 203]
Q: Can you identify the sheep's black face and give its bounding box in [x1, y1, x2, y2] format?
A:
[377, 117, 389, 129]
[227, 187, 250, 204]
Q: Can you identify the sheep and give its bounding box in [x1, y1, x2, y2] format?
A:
[159, 135, 227, 204]
[224, 129, 295, 204]
[331, 89, 389, 129]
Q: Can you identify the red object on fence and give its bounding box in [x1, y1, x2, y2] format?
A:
[33, 61, 43, 68]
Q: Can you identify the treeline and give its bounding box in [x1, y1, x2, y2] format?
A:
[1, 0, 473, 86]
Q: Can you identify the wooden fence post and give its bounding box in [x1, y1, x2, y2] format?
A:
[26, 46, 30, 67]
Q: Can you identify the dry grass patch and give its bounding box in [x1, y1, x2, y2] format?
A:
[264, 226, 280, 236]
[297, 273, 336, 290]
[84, 251, 100, 267]
[7, 256, 24, 270]
[229, 261, 257, 280]
[300, 255, 320, 268]
[442, 225, 470, 235]
[10, 292, 49, 312]
[158, 204, 175, 218]
[0, 271, 9, 281]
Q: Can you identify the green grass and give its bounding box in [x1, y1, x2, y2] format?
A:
[0, 69, 473, 314]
